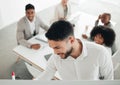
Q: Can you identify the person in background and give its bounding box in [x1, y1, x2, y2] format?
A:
[95, 13, 113, 28]
[90, 25, 116, 55]
[17, 3, 49, 50]
[34, 20, 113, 80]
[82, 13, 113, 39]
[53, 0, 71, 22]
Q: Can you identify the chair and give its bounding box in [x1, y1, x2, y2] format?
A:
[112, 46, 120, 79]
[25, 62, 42, 78]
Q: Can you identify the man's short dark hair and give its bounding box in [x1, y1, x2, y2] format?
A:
[25, 4, 35, 11]
[90, 25, 115, 47]
[45, 20, 74, 41]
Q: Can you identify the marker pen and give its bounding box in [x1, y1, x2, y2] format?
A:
[12, 72, 15, 80]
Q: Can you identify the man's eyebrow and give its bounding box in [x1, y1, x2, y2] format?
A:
[54, 46, 60, 49]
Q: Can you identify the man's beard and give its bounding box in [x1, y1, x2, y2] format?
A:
[64, 47, 73, 59]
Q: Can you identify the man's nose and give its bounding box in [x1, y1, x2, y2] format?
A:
[54, 50, 59, 54]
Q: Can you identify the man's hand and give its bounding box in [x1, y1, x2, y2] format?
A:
[31, 44, 41, 50]
[59, 17, 66, 20]
[98, 15, 102, 20]
[82, 34, 88, 39]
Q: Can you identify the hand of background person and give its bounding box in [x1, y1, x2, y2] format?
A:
[31, 44, 41, 50]
[59, 17, 66, 20]
[98, 15, 102, 20]
[82, 34, 88, 39]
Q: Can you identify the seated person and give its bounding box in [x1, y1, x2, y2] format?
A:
[17, 4, 49, 50]
[90, 25, 116, 55]
[82, 13, 113, 39]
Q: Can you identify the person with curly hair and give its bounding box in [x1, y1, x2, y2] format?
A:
[90, 25, 116, 55]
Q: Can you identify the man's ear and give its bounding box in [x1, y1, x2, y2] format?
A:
[69, 36, 75, 44]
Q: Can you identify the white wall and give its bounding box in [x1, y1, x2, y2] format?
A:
[0, 9, 3, 27]
[0, 0, 61, 30]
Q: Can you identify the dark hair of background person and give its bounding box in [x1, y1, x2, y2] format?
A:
[25, 4, 35, 11]
[90, 25, 116, 47]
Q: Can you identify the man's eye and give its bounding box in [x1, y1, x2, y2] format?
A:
[55, 47, 60, 49]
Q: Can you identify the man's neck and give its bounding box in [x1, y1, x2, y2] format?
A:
[71, 39, 82, 59]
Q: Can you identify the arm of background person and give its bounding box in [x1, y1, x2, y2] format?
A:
[99, 47, 114, 80]
[17, 21, 32, 48]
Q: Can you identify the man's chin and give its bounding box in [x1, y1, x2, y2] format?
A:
[28, 18, 34, 21]
[60, 55, 68, 59]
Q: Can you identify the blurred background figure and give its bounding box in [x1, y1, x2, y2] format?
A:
[95, 13, 113, 28]
[82, 13, 113, 40]
[90, 25, 116, 55]
[52, 0, 71, 22]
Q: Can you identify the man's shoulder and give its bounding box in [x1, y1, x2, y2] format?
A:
[85, 42, 110, 58]
[108, 22, 114, 28]
[35, 16, 41, 21]
[18, 16, 26, 24]
[56, 3, 61, 6]
[85, 41, 106, 51]
[55, 3, 62, 9]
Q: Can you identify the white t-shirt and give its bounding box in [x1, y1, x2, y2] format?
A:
[26, 17, 35, 35]
[104, 46, 112, 56]
[35, 40, 113, 80]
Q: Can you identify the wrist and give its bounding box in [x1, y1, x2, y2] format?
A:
[30, 44, 33, 49]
